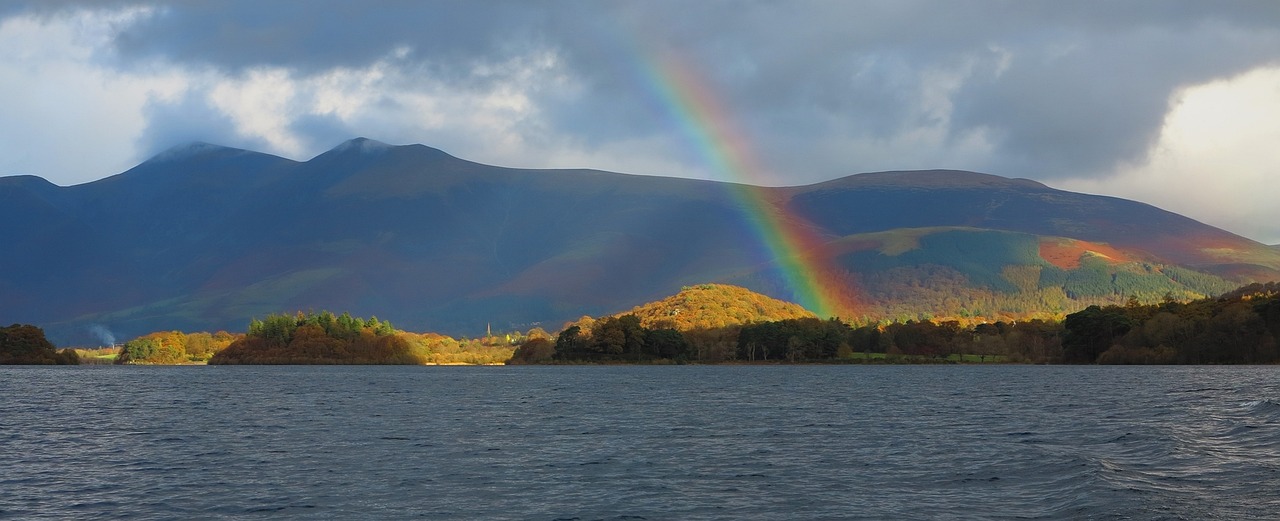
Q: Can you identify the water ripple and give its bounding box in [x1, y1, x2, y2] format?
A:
[3, 365, 1279, 519]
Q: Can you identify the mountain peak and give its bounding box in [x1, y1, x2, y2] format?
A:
[329, 137, 393, 155]
[145, 142, 244, 164]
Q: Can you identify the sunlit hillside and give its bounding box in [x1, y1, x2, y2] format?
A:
[608, 283, 816, 331]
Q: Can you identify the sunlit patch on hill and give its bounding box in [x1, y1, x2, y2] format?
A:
[1038, 237, 1134, 270]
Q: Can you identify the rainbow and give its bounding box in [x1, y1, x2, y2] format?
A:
[632, 48, 857, 318]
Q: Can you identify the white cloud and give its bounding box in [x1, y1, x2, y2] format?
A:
[138, 45, 581, 167]
[1060, 66, 1280, 244]
[0, 7, 184, 184]
[207, 68, 305, 156]
[0, 6, 596, 182]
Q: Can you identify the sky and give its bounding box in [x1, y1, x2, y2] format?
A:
[2, 1, 1279, 244]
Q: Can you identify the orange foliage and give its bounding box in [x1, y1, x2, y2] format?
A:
[608, 284, 816, 332]
[212, 328, 418, 365]
[1039, 238, 1133, 270]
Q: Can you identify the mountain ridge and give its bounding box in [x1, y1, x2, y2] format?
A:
[3, 139, 1276, 344]
[798, 169, 1050, 190]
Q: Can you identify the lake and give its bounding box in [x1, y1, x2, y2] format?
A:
[3, 365, 1278, 519]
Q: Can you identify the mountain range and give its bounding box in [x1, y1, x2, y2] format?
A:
[4, 138, 1278, 345]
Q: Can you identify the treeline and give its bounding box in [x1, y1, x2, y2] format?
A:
[0, 324, 79, 365]
[206, 311, 517, 364]
[510, 313, 1059, 364]
[737, 317, 1062, 363]
[21, 281, 1280, 366]
[85, 310, 518, 365]
[532, 280, 1280, 365]
[1062, 282, 1280, 364]
[510, 284, 819, 364]
[210, 311, 415, 364]
[410, 332, 517, 365]
[116, 330, 239, 364]
[509, 314, 692, 364]
[507, 281, 1068, 364]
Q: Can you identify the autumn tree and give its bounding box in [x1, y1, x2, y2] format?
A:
[508, 337, 556, 364]
[212, 311, 413, 364]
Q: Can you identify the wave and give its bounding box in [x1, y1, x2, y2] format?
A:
[1241, 399, 1280, 416]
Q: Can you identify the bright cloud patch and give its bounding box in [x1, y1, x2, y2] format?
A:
[0, 7, 183, 184]
[128, 41, 609, 173]
[1061, 67, 1280, 244]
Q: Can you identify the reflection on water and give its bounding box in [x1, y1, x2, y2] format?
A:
[2, 365, 1278, 519]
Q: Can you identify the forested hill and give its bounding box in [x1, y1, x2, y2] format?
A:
[612, 284, 816, 331]
[1061, 282, 1280, 364]
[3, 138, 1279, 345]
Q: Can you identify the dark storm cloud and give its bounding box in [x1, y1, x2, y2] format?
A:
[110, 1, 556, 79]
[9, 0, 1280, 182]
[948, 7, 1280, 177]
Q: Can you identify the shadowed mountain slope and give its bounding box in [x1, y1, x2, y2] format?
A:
[3, 139, 1277, 344]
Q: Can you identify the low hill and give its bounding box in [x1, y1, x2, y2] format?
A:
[525, 284, 812, 364]
[3, 139, 1278, 344]
[610, 283, 816, 331]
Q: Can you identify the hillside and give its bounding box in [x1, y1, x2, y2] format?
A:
[787, 170, 1279, 271]
[594, 283, 816, 331]
[3, 139, 1278, 344]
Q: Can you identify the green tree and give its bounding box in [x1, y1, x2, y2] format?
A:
[1063, 305, 1134, 363]
[592, 317, 627, 357]
[554, 326, 587, 360]
[0, 324, 78, 365]
[645, 328, 690, 360]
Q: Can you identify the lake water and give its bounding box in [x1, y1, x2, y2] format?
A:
[3, 365, 1279, 520]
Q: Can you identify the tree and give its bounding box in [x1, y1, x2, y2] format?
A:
[645, 328, 690, 360]
[618, 314, 646, 359]
[508, 338, 555, 364]
[119, 337, 158, 364]
[525, 327, 551, 340]
[554, 326, 587, 360]
[591, 317, 627, 357]
[1186, 302, 1276, 364]
[0, 324, 78, 365]
[1063, 305, 1133, 363]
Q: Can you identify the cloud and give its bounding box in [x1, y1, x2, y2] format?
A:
[1060, 66, 1280, 245]
[950, 14, 1280, 180]
[0, 6, 183, 184]
[3, 1, 1280, 241]
[138, 86, 263, 157]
